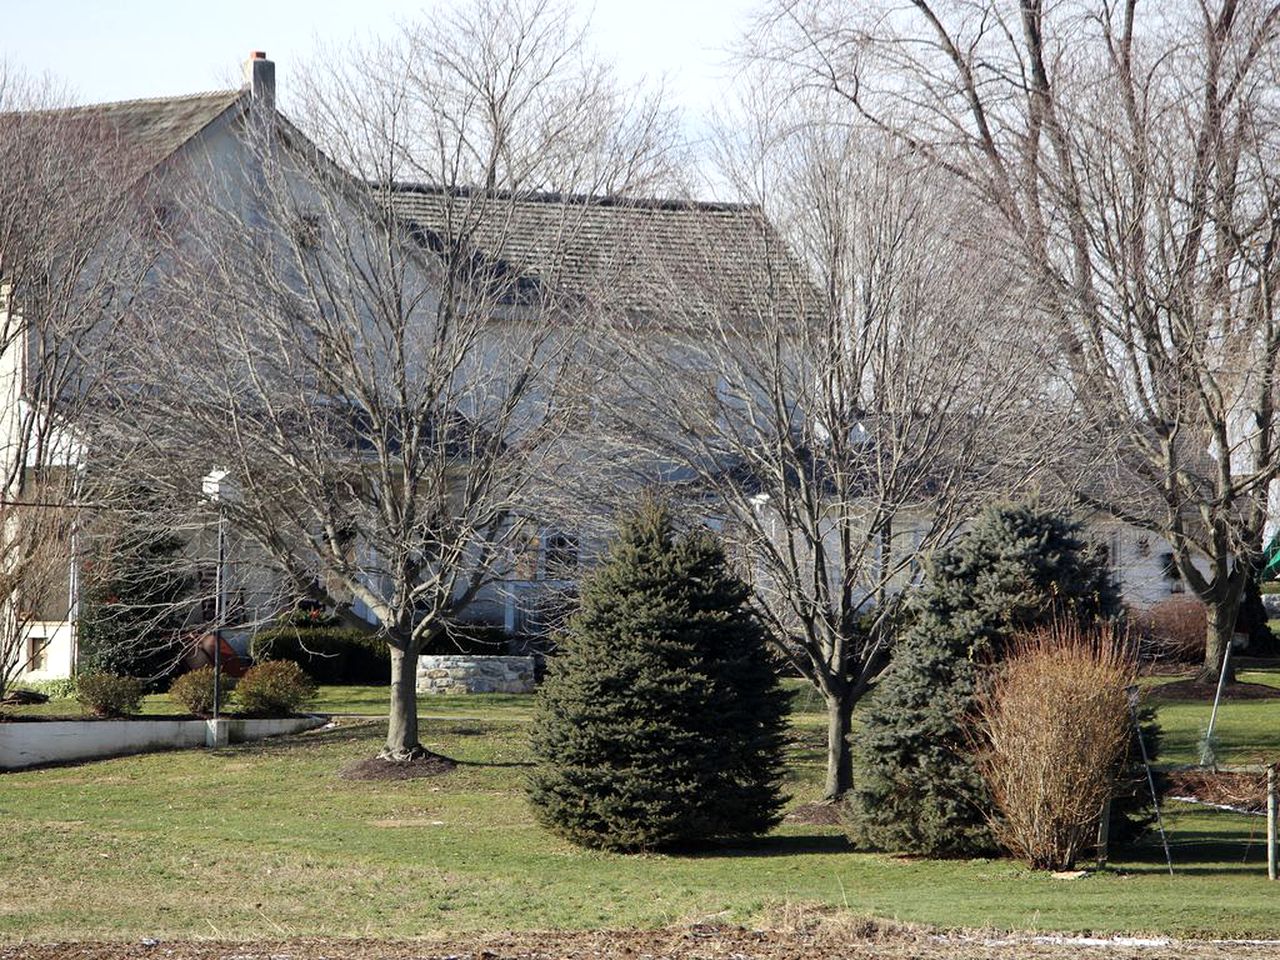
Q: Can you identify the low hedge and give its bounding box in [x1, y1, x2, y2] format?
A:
[28, 677, 78, 700]
[76, 673, 145, 717]
[236, 660, 316, 715]
[168, 666, 236, 715]
[423, 623, 515, 656]
[250, 624, 387, 683]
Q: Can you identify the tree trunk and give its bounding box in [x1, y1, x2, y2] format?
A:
[1199, 599, 1239, 686]
[823, 690, 854, 800]
[381, 644, 426, 761]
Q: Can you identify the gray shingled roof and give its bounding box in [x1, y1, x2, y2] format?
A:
[385, 186, 818, 323]
[13, 88, 816, 323]
[24, 90, 245, 184]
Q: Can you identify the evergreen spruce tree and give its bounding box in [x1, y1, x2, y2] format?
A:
[844, 502, 1122, 857]
[527, 501, 789, 851]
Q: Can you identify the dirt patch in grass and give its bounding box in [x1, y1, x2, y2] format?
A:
[1167, 769, 1269, 812]
[8, 925, 1280, 960]
[784, 801, 844, 826]
[1150, 679, 1280, 701]
[339, 752, 457, 781]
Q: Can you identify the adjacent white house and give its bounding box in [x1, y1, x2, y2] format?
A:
[0, 52, 1218, 687]
[0, 57, 298, 685]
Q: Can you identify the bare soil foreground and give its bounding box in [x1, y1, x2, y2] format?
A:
[7, 925, 1280, 960]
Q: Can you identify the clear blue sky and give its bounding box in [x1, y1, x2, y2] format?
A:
[0, 0, 758, 122]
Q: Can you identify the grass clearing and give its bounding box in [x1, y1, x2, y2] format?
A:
[3, 668, 1280, 941]
[2, 665, 1280, 942]
[1150, 667, 1280, 766]
[1, 685, 538, 720]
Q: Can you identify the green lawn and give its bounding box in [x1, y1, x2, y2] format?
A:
[1149, 667, 1280, 766]
[4, 681, 827, 722]
[3, 673, 1280, 942]
[2, 685, 538, 720]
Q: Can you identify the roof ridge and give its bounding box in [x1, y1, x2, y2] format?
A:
[385, 181, 756, 214]
[51, 89, 244, 115]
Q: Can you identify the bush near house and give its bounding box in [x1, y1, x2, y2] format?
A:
[167, 666, 237, 715]
[1237, 578, 1279, 655]
[1129, 596, 1207, 662]
[75, 673, 146, 717]
[528, 501, 789, 852]
[1131, 585, 1277, 662]
[423, 623, 512, 656]
[28, 677, 77, 699]
[235, 660, 317, 715]
[250, 612, 387, 684]
[843, 502, 1124, 857]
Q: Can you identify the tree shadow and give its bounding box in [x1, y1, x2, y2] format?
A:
[682, 832, 851, 859]
[223, 719, 381, 757]
[1116, 828, 1269, 875]
[454, 758, 535, 769]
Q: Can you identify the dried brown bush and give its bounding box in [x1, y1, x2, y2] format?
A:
[975, 623, 1136, 870]
[1128, 597, 1206, 662]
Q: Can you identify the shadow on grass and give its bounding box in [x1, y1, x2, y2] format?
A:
[215, 719, 383, 758]
[1118, 828, 1269, 874]
[683, 832, 852, 859]
[1119, 863, 1267, 876]
[454, 758, 535, 769]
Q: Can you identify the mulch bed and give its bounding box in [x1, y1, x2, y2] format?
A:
[1149, 679, 1280, 701]
[783, 801, 844, 826]
[339, 752, 458, 781]
[1166, 769, 1269, 813]
[8, 926, 1280, 960]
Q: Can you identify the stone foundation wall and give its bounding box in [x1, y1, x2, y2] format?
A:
[416, 655, 536, 695]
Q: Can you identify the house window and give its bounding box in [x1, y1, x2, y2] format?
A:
[143, 201, 177, 241]
[1159, 551, 1185, 594]
[513, 529, 579, 581]
[544, 532, 579, 580]
[197, 563, 218, 622]
[316, 335, 342, 375]
[26, 634, 48, 672]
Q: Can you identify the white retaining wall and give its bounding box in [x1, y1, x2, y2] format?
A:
[0, 715, 325, 771]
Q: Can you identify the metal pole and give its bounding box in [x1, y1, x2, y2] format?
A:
[1205, 640, 1233, 763]
[1096, 796, 1112, 870]
[1268, 764, 1277, 881]
[1128, 685, 1173, 877]
[213, 503, 226, 719]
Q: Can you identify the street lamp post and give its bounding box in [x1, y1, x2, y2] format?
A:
[201, 469, 237, 719]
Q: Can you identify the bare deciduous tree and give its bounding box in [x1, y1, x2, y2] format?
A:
[105, 1, 676, 760]
[603, 89, 1043, 798]
[758, 0, 1280, 682]
[0, 67, 146, 698]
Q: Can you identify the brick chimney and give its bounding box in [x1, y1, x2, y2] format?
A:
[243, 51, 275, 113]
